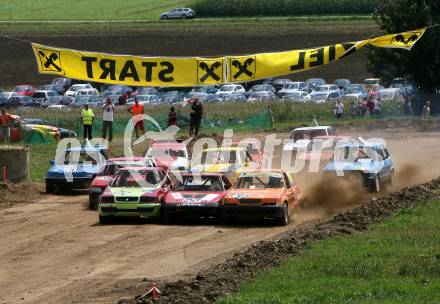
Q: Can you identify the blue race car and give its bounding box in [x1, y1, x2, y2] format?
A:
[323, 142, 394, 192]
[45, 145, 112, 193]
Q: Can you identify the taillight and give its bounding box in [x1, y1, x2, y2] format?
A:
[100, 195, 114, 204]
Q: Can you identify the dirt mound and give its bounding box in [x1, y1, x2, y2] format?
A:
[0, 182, 44, 209]
[121, 178, 440, 304]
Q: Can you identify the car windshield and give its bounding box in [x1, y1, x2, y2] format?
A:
[251, 85, 268, 91]
[111, 170, 159, 187]
[14, 86, 29, 92]
[312, 93, 328, 100]
[70, 85, 85, 91]
[291, 129, 328, 141]
[334, 146, 376, 162]
[220, 86, 234, 92]
[201, 150, 238, 164]
[63, 151, 102, 165]
[236, 172, 283, 189]
[174, 176, 224, 191]
[148, 147, 186, 158]
[284, 83, 300, 90]
[316, 86, 330, 91]
[100, 161, 144, 176]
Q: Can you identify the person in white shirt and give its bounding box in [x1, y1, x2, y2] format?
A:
[102, 98, 115, 142]
[335, 100, 344, 119]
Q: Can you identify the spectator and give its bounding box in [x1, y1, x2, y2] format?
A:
[349, 101, 357, 117]
[188, 97, 203, 136]
[81, 103, 94, 141]
[335, 100, 344, 119]
[366, 97, 374, 115]
[118, 92, 128, 105]
[403, 97, 414, 117]
[102, 98, 115, 142]
[374, 97, 382, 115]
[422, 101, 431, 119]
[127, 98, 145, 139]
[167, 106, 177, 127]
[0, 107, 15, 144]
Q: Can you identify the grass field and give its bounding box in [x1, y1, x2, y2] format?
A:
[0, 0, 185, 21]
[219, 199, 440, 303]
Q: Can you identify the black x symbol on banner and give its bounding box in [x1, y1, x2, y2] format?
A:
[38, 50, 62, 72]
[232, 58, 254, 79]
[393, 34, 419, 44]
[199, 61, 221, 82]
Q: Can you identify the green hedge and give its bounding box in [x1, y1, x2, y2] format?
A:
[189, 0, 379, 17]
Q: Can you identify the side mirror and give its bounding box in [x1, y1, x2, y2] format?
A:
[49, 160, 55, 166]
[224, 184, 231, 190]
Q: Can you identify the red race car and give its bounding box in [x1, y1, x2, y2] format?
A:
[13, 85, 36, 96]
[145, 141, 190, 171]
[162, 173, 232, 223]
[88, 157, 156, 209]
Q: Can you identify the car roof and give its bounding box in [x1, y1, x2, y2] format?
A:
[203, 147, 245, 152]
[118, 167, 164, 172]
[65, 145, 107, 152]
[339, 142, 385, 148]
[107, 157, 145, 162]
[293, 126, 332, 131]
[181, 172, 225, 177]
[150, 142, 186, 148]
[312, 135, 352, 140]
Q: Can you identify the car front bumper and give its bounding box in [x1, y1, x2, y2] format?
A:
[46, 176, 94, 190]
[99, 203, 161, 218]
[223, 204, 284, 219]
[164, 203, 220, 218]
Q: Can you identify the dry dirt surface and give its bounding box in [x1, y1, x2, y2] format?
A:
[1, 128, 440, 304]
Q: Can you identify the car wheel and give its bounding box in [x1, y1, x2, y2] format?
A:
[278, 202, 289, 226]
[162, 209, 171, 224]
[371, 174, 381, 193]
[99, 214, 112, 225]
[46, 181, 54, 194]
[89, 194, 97, 210]
[162, 15, 168, 20]
[181, 14, 187, 19]
[28, 131, 45, 144]
[221, 208, 232, 225]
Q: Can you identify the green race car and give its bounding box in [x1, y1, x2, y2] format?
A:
[98, 167, 171, 224]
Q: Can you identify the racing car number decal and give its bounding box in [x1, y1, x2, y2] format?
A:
[182, 198, 202, 205]
[232, 194, 248, 200]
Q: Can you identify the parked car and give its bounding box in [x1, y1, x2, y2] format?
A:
[216, 92, 247, 103]
[247, 91, 276, 102]
[132, 86, 158, 96]
[22, 118, 77, 139]
[39, 84, 65, 95]
[315, 84, 339, 92]
[216, 84, 246, 98]
[324, 142, 394, 192]
[246, 84, 276, 97]
[334, 79, 351, 90]
[188, 86, 218, 97]
[13, 85, 36, 97]
[98, 167, 172, 224]
[306, 78, 326, 91]
[52, 78, 76, 91]
[70, 96, 101, 108]
[32, 90, 60, 103]
[160, 8, 196, 20]
[309, 90, 342, 103]
[223, 170, 300, 225]
[277, 82, 308, 97]
[65, 84, 94, 97]
[127, 94, 161, 105]
[5, 96, 41, 108]
[146, 141, 190, 172]
[0, 115, 60, 144]
[273, 79, 293, 92]
[106, 85, 133, 95]
[282, 91, 311, 102]
[45, 145, 112, 193]
[89, 157, 156, 209]
[376, 88, 401, 101]
[162, 173, 232, 223]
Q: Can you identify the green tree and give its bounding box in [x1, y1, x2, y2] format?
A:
[367, 0, 440, 92]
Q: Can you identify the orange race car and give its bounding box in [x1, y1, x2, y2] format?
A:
[223, 170, 300, 225]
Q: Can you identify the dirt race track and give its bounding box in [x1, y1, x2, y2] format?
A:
[1, 127, 440, 304]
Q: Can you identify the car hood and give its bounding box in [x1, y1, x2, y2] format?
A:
[165, 191, 226, 204]
[91, 175, 113, 187]
[192, 163, 241, 173]
[105, 187, 159, 197]
[27, 124, 58, 133]
[47, 164, 103, 177]
[154, 157, 189, 169]
[227, 188, 284, 200]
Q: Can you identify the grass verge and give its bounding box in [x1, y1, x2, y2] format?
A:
[219, 199, 440, 304]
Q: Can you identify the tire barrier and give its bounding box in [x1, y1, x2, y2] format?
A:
[0, 146, 29, 182]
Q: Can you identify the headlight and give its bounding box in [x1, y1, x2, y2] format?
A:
[90, 187, 103, 193]
[100, 196, 114, 203]
[140, 196, 156, 203]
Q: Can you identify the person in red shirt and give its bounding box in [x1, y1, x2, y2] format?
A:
[167, 106, 177, 127]
[0, 107, 15, 144]
[127, 98, 145, 139]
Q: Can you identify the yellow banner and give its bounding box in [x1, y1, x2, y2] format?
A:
[32, 28, 425, 87]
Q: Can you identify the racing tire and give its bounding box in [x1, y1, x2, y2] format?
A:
[181, 14, 187, 19]
[89, 194, 98, 210]
[277, 203, 289, 226]
[221, 208, 233, 225]
[99, 214, 112, 225]
[371, 175, 381, 193]
[161, 15, 168, 20]
[45, 181, 54, 194]
[162, 209, 172, 225]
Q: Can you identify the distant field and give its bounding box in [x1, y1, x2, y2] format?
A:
[0, 0, 185, 21]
